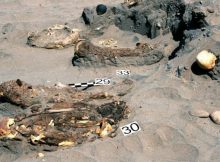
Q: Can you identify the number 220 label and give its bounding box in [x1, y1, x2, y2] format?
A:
[94, 78, 111, 85]
[120, 121, 141, 136]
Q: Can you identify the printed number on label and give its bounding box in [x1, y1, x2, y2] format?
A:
[116, 70, 131, 76]
[95, 78, 111, 85]
[120, 121, 141, 136]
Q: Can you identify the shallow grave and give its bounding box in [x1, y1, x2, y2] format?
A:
[78, 0, 220, 80]
[0, 80, 130, 160]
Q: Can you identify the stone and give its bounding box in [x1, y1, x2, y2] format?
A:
[196, 50, 217, 70]
[82, 8, 94, 25]
[210, 111, 220, 124]
[96, 4, 107, 15]
[37, 153, 44, 158]
[207, 7, 215, 13]
[189, 110, 210, 118]
[81, 0, 210, 44]
[176, 66, 187, 78]
[192, 7, 207, 18]
[191, 7, 209, 28]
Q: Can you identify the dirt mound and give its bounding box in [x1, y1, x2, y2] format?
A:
[73, 41, 163, 67]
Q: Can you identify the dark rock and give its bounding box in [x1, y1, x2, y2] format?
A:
[165, 63, 172, 71]
[176, 65, 186, 78]
[132, 36, 139, 43]
[81, 0, 210, 42]
[82, 8, 94, 25]
[191, 6, 209, 28]
[96, 4, 107, 15]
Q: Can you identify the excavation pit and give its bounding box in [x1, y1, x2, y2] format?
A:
[77, 0, 210, 67]
[0, 80, 130, 159]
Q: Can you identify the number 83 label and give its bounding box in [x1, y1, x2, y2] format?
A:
[116, 70, 130, 76]
[120, 121, 141, 136]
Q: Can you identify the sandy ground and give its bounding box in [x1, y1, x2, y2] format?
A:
[1, 0, 220, 162]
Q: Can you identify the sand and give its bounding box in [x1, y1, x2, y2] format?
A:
[0, 0, 220, 162]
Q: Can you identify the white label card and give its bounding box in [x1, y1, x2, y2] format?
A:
[120, 121, 141, 136]
[95, 78, 111, 85]
[116, 70, 131, 76]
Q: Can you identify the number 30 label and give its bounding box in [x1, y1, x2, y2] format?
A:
[120, 121, 141, 136]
